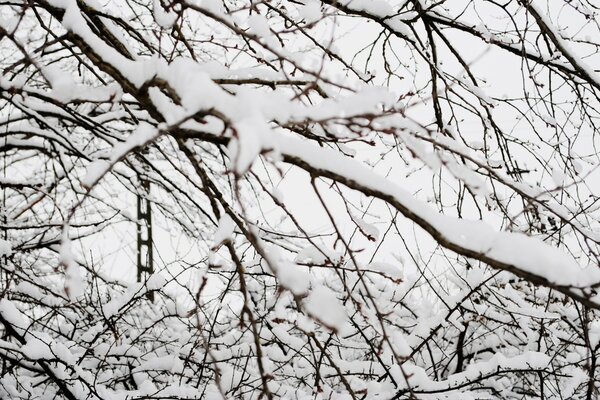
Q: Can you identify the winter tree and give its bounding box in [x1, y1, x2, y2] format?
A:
[1, 0, 600, 398]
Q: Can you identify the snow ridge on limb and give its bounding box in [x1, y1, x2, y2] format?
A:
[267, 131, 600, 291]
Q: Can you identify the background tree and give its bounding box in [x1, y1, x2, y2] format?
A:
[1, 0, 600, 398]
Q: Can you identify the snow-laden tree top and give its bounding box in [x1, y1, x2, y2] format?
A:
[1, 0, 600, 398]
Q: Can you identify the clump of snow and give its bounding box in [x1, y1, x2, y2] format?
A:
[272, 187, 284, 203]
[276, 262, 310, 296]
[59, 228, 84, 301]
[228, 116, 267, 174]
[147, 273, 167, 291]
[368, 261, 403, 281]
[44, 64, 78, 103]
[111, 122, 158, 161]
[153, 0, 177, 29]
[339, 0, 394, 17]
[81, 160, 111, 189]
[295, 245, 327, 264]
[136, 374, 159, 396]
[295, 244, 344, 265]
[0, 239, 11, 257]
[201, 0, 226, 15]
[298, 2, 322, 23]
[390, 331, 411, 357]
[350, 212, 379, 241]
[247, 14, 271, 37]
[542, 114, 557, 127]
[211, 214, 236, 249]
[21, 337, 53, 360]
[0, 14, 19, 33]
[303, 285, 347, 332]
[0, 299, 26, 330]
[134, 355, 184, 373]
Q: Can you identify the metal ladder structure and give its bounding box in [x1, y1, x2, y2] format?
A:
[136, 175, 154, 302]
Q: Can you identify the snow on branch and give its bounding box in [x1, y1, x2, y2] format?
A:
[1, 0, 600, 398]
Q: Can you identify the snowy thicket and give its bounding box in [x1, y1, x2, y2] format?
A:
[1, 0, 600, 398]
